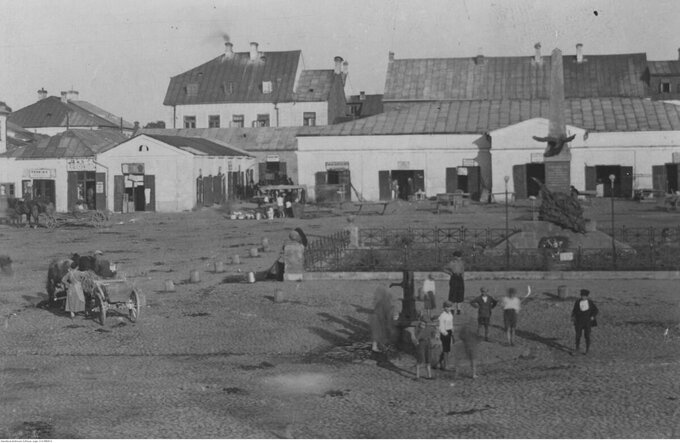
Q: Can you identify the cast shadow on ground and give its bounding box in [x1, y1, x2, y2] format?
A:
[491, 324, 572, 353]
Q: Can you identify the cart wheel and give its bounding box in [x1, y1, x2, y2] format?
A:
[94, 287, 107, 326]
[128, 289, 143, 322]
[92, 211, 107, 228]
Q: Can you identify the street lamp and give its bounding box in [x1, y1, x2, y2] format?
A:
[504, 175, 510, 270]
[609, 174, 616, 269]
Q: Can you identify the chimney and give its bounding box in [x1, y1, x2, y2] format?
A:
[534, 42, 542, 63]
[341, 60, 349, 85]
[224, 41, 234, 58]
[37, 87, 48, 101]
[249, 42, 259, 61]
[388, 51, 395, 62]
[60, 91, 68, 103]
[334, 56, 343, 74]
[677, 47, 680, 60]
[67, 89, 79, 101]
[576, 43, 584, 63]
[475, 54, 485, 65]
[0, 101, 11, 155]
[360, 91, 366, 101]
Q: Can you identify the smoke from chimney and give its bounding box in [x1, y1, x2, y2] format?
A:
[224, 41, 234, 58]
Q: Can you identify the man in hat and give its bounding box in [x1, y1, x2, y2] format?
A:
[571, 289, 599, 355]
[470, 286, 497, 341]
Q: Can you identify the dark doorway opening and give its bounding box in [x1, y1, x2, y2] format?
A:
[526, 163, 545, 197]
[391, 170, 424, 200]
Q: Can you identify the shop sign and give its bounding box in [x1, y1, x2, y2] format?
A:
[96, 181, 104, 193]
[27, 168, 56, 179]
[67, 158, 96, 171]
[397, 161, 410, 169]
[265, 154, 280, 162]
[457, 167, 468, 176]
[122, 163, 145, 174]
[530, 153, 544, 163]
[462, 159, 478, 167]
[325, 161, 349, 171]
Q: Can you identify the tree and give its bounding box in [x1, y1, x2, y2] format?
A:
[143, 120, 166, 129]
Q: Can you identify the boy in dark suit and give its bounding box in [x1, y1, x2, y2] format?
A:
[571, 289, 599, 355]
[470, 287, 497, 341]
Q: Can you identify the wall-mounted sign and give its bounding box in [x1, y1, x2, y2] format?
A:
[27, 168, 56, 179]
[325, 161, 349, 171]
[122, 163, 145, 174]
[265, 154, 280, 162]
[530, 153, 545, 163]
[397, 161, 410, 169]
[96, 182, 104, 194]
[457, 167, 468, 176]
[462, 159, 478, 167]
[67, 158, 96, 171]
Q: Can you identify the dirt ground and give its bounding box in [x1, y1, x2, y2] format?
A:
[1, 198, 680, 439]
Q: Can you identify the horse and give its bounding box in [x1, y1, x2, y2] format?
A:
[7, 197, 54, 228]
[71, 253, 116, 278]
[45, 258, 73, 303]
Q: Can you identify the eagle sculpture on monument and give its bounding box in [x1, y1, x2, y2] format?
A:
[532, 134, 576, 157]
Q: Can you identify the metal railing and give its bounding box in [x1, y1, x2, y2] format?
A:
[359, 227, 521, 249]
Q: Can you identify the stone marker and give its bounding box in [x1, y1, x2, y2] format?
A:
[249, 247, 259, 257]
[232, 254, 241, 264]
[262, 237, 270, 252]
[558, 285, 568, 299]
[247, 272, 255, 283]
[164, 280, 175, 292]
[274, 289, 284, 303]
[190, 270, 200, 283]
[214, 261, 225, 273]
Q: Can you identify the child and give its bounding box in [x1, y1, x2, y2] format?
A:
[412, 319, 434, 380]
[459, 323, 481, 379]
[438, 301, 455, 370]
[421, 273, 437, 320]
[500, 286, 531, 346]
[470, 287, 497, 341]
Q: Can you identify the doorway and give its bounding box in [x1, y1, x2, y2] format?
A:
[585, 165, 633, 198]
[390, 170, 424, 200]
[446, 166, 481, 200]
[114, 174, 155, 212]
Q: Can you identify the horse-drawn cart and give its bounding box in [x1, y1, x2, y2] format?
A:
[91, 279, 144, 326]
[41, 209, 109, 229]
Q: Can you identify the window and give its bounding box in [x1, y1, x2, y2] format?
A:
[303, 112, 316, 126]
[660, 82, 671, 93]
[183, 116, 196, 128]
[208, 115, 220, 128]
[253, 114, 270, 127]
[231, 115, 244, 128]
[262, 81, 272, 94]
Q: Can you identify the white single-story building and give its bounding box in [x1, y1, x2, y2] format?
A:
[297, 98, 680, 202]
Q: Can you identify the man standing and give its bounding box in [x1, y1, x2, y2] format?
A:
[571, 289, 599, 355]
[470, 287, 497, 341]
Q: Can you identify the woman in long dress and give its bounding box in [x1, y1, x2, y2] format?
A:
[370, 286, 397, 352]
[61, 262, 87, 318]
[444, 251, 465, 315]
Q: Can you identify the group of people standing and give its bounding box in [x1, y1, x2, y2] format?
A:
[374, 250, 600, 380]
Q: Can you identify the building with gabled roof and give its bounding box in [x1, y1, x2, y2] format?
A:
[383, 43, 649, 110]
[8, 89, 136, 136]
[140, 126, 299, 185]
[163, 41, 348, 129]
[648, 55, 680, 100]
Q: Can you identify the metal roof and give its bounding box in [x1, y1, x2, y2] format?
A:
[7, 129, 128, 159]
[346, 94, 384, 117]
[8, 96, 134, 130]
[139, 127, 298, 152]
[163, 50, 301, 106]
[294, 70, 335, 101]
[142, 134, 251, 157]
[298, 98, 680, 136]
[648, 60, 680, 76]
[384, 53, 649, 101]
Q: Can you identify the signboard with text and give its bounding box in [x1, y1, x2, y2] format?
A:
[27, 168, 56, 179]
[67, 158, 96, 171]
[325, 161, 349, 171]
[122, 163, 145, 174]
[265, 155, 280, 162]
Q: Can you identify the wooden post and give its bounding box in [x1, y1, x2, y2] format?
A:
[390, 270, 417, 323]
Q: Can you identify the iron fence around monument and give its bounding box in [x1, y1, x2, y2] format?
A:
[303, 226, 680, 272]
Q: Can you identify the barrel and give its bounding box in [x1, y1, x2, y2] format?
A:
[558, 285, 568, 299]
[190, 270, 201, 283]
[214, 261, 225, 273]
[247, 272, 255, 283]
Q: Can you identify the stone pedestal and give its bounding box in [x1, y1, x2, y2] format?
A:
[283, 242, 305, 280]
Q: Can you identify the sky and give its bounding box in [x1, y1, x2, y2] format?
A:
[1, 0, 679, 126]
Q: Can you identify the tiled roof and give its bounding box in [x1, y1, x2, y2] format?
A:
[142, 134, 251, 157]
[648, 61, 680, 76]
[139, 127, 298, 152]
[294, 70, 335, 101]
[8, 96, 134, 131]
[384, 53, 649, 101]
[298, 98, 680, 136]
[163, 51, 301, 106]
[347, 94, 384, 117]
[8, 129, 128, 159]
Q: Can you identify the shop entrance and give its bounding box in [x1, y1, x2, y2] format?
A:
[385, 170, 424, 200]
[585, 165, 633, 198]
[67, 171, 106, 210]
[652, 163, 680, 193]
[113, 174, 155, 212]
[511, 163, 545, 199]
[446, 166, 481, 199]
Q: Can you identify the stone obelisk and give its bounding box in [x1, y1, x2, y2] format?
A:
[534, 48, 574, 193]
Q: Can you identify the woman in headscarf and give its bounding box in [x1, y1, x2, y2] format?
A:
[369, 286, 397, 352]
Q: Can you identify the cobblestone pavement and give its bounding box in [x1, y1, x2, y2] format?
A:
[1, 204, 680, 438]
